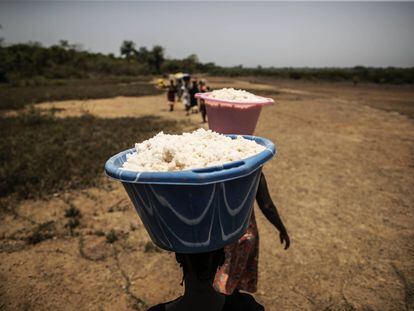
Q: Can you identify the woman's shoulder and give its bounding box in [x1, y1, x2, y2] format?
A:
[147, 296, 181, 311]
[223, 292, 265, 311]
[147, 304, 165, 311]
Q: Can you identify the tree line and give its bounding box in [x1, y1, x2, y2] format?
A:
[0, 39, 413, 85]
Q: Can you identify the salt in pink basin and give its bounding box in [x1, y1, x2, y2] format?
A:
[195, 92, 274, 135]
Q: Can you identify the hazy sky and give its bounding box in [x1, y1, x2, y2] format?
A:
[1, 1, 413, 67]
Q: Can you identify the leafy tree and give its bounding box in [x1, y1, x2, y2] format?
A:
[59, 40, 70, 49]
[0, 24, 5, 82]
[0, 39, 413, 85]
[120, 40, 136, 62]
[148, 45, 164, 73]
[135, 46, 150, 63]
[186, 54, 199, 64]
[181, 54, 199, 73]
[0, 24, 3, 47]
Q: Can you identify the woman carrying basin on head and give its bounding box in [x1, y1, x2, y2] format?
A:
[195, 88, 291, 296]
[167, 80, 177, 112]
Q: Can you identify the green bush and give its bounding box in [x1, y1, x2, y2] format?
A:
[1, 41, 413, 88]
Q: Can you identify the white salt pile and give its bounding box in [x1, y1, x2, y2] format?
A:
[122, 128, 265, 172]
[209, 88, 267, 103]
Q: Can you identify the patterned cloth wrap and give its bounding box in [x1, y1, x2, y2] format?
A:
[214, 210, 259, 294]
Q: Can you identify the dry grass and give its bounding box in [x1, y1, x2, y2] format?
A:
[0, 77, 161, 111]
[0, 78, 413, 310]
[0, 108, 182, 202]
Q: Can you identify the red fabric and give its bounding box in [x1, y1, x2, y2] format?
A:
[214, 211, 259, 295]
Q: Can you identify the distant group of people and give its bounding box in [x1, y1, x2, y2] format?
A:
[166, 78, 209, 123]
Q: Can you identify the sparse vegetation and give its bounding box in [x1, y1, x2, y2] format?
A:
[65, 218, 80, 232]
[1, 40, 413, 97]
[64, 206, 81, 218]
[0, 77, 161, 110]
[26, 221, 56, 245]
[94, 230, 105, 237]
[129, 223, 137, 231]
[64, 205, 82, 234]
[105, 230, 118, 244]
[0, 110, 182, 201]
[211, 66, 414, 84]
[144, 241, 162, 253]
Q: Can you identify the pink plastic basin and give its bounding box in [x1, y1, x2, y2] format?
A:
[196, 92, 274, 135]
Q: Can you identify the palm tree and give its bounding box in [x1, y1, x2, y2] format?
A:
[120, 40, 136, 62]
[135, 46, 150, 63]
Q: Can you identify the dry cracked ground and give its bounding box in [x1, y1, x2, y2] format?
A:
[1, 78, 413, 311]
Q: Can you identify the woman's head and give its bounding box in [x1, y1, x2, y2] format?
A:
[175, 248, 225, 283]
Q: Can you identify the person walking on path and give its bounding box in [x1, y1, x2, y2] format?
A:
[182, 81, 190, 113]
[188, 80, 199, 116]
[167, 80, 176, 112]
[198, 82, 208, 123]
[214, 172, 290, 295]
[176, 78, 183, 102]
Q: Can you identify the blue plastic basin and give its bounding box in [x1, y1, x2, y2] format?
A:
[105, 135, 275, 253]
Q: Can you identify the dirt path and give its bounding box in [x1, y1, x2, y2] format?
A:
[1, 79, 413, 310]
